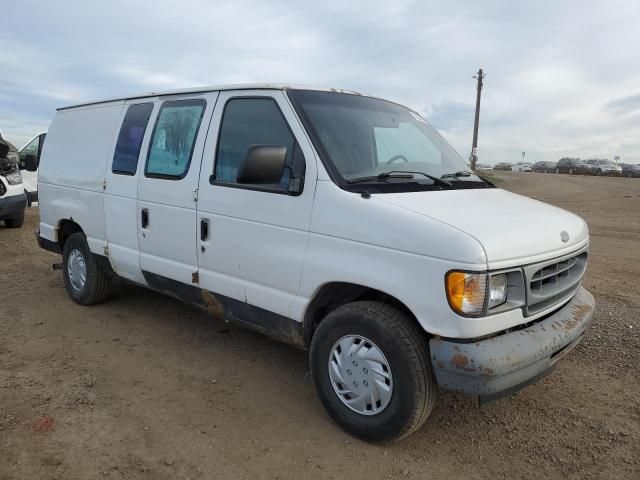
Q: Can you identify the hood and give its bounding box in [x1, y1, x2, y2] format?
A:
[378, 188, 589, 267]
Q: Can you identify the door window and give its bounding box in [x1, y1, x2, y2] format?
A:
[146, 99, 206, 179]
[213, 97, 303, 192]
[20, 136, 40, 156]
[112, 103, 154, 175]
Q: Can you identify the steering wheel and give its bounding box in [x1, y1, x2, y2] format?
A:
[386, 154, 408, 164]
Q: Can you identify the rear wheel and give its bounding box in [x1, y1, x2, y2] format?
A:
[596, 169, 602, 176]
[4, 213, 24, 228]
[310, 301, 436, 442]
[62, 233, 112, 305]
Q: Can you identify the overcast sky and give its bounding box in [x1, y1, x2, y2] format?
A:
[1, 0, 638, 164]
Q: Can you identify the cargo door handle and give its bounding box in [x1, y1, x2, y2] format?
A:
[141, 208, 149, 228]
[200, 219, 209, 241]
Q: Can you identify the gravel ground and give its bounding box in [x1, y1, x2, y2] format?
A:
[0, 172, 638, 479]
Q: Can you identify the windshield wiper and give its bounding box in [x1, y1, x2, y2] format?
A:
[440, 170, 473, 179]
[348, 171, 452, 187]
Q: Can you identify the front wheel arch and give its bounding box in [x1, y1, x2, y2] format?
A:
[303, 282, 423, 348]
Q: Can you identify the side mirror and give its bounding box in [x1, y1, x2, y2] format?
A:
[23, 153, 39, 172]
[237, 145, 286, 185]
[0, 141, 8, 159]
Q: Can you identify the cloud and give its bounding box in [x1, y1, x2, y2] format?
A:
[1, 0, 638, 162]
[605, 94, 640, 116]
[426, 101, 474, 131]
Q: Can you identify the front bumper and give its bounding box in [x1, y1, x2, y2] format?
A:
[429, 287, 594, 401]
[0, 192, 27, 220]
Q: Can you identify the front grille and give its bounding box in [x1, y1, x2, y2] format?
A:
[523, 249, 588, 315]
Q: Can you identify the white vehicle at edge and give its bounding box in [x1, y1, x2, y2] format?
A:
[36, 84, 595, 442]
[0, 138, 27, 228]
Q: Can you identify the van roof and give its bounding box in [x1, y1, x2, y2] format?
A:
[57, 83, 364, 111]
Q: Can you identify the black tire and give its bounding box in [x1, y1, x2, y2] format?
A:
[596, 169, 602, 176]
[62, 232, 111, 305]
[309, 301, 436, 442]
[4, 213, 24, 228]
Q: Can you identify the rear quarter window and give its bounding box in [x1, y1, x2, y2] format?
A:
[112, 103, 154, 175]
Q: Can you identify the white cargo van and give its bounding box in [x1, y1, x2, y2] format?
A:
[37, 84, 595, 441]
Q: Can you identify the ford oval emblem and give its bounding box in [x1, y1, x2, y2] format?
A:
[560, 231, 570, 243]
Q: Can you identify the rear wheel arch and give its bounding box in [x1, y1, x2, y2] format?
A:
[57, 219, 84, 250]
[303, 282, 424, 347]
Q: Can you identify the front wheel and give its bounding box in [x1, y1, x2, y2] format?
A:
[4, 213, 24, 228]
[62, 232, 112, 305]
[310, 301, 436, 442]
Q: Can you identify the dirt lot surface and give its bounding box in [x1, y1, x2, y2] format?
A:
[1, 172, 639, 479]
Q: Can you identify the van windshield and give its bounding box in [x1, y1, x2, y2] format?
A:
[288, 90, 489, 192]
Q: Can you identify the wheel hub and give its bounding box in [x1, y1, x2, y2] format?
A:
[67, 248, 87, 292]
[328, 335, 393, 415]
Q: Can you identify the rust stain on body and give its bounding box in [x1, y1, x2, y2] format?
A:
[561, 303, 593, 332]
[202, 291, 225, 318]
[479, 367, 495, 377]
[450, 354, 476, 372]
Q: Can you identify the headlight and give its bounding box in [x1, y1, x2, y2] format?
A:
[5, 170, 22, 185]
[488, 273, 507, 308]
[446, 271, 522, 317]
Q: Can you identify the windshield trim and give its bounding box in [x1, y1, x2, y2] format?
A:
[287, 89, 490, 194]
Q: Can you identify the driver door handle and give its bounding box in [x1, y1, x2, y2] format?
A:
[141, 208, 149, 229]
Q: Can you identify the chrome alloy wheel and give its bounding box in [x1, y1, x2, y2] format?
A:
[67, 248, 87, 293]
[328, 335, 393, 416]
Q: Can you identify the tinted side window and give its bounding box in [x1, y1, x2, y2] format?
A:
[146, 99, 206, 179]
[112, 103, 154, 175]
[213, 98, 303, 192]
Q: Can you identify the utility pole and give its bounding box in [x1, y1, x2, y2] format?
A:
[470, 68, 485, 171]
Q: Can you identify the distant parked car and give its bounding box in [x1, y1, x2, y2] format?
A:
[514, 162, 532, 172]
[474, 163, 493, 172]
[532, 161, 557, 173]
[556, 158, 592, 175]
[585, 159, 622, 176]
[621, 163, 640, 178]
[493, 162, 512, 171]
